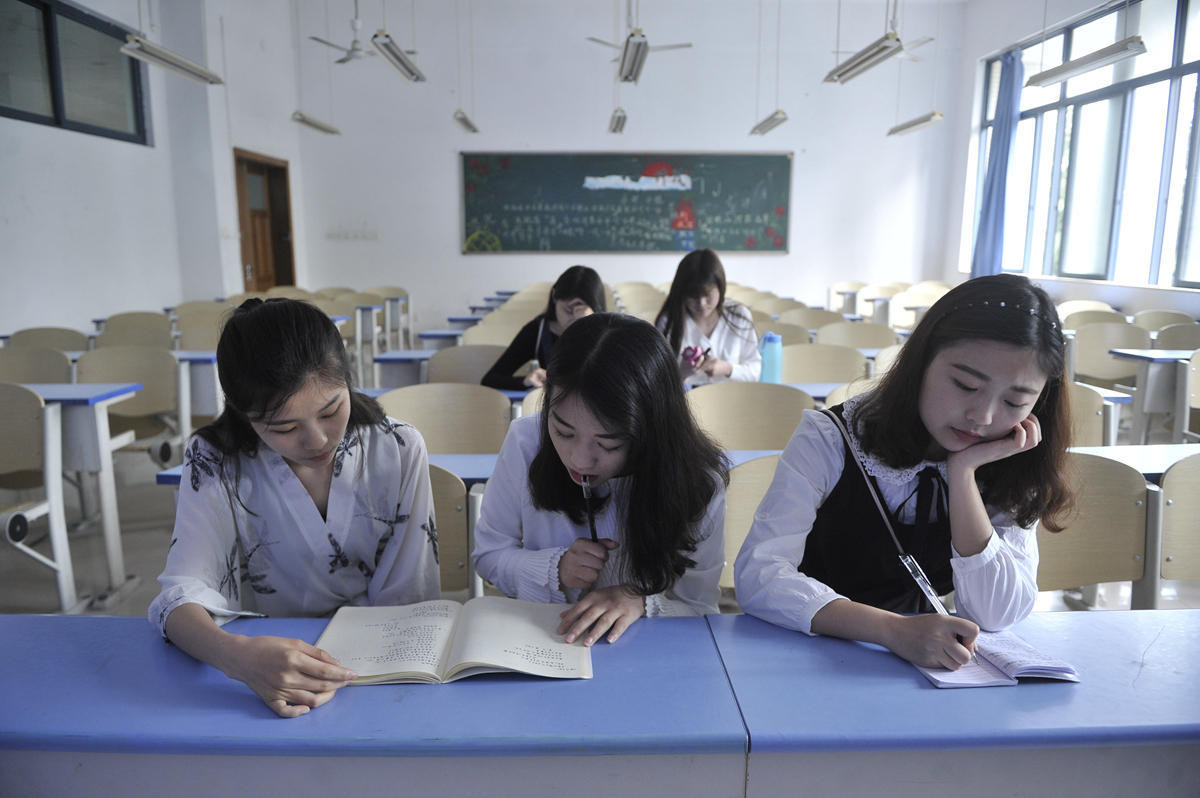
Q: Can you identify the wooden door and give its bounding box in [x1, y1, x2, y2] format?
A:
[234, 149, 294, 292]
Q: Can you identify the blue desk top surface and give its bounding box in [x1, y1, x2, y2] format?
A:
[1109, 348, 1195, 362]
[22, 382, 142, 404]
[0, 614, 745, 758]
[1069, 443, 1199, 482]
[172, 349, 217, 362]
[374, 349, 436, 362]
[417, 329, 466, 339]
[708, 610, 1200, 754]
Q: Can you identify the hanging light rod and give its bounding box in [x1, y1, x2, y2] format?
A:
[292, 110, 340, 135]
[824, 32, 903, 84]
[608, 107, 627, 134]
[750, 109, 787, 135]
[371, 30, 427, 81]
[887, 109, 944, 136]
[453, 109, 479, 133]
[1025, 35, 1145, 87]
[120, 34, 223, 84]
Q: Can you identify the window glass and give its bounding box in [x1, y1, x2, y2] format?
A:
[1065, 11, 1126, 98]
[1162, 75, 1197, 286]
[1001, 117, 1037, 271]
[1184, 0, 1200, 63]
[58, 14, 137, 134]
[1020, 34, 1064, 111]
[0, 0, 53, 117]
[1060, 98, 1121, 277]
[1029, 110, 1061, 275]
[1128, 0, 1177, 78]
[1113, 82, 1168, 284]
[247, 173, 267, 211]
[984, 59, 1000, 121]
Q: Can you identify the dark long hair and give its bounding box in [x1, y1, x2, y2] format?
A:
[528, 313, 729, 594]
[656, 248, 752, 353]
[198, 298, 385, 457]
[542, 265, 607, 320]
[853, 274, 1073, 531]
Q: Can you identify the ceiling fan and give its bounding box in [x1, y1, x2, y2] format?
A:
[587, 0, 691, 83]
[310, 0, 377, 64]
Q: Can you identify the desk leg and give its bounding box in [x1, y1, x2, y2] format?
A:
[354, 309, 367, 389]
[176, 362, 192, 445]
[1131, 483, 1163, 610]
[89, 404, 138, 608]
[468, 483, 485, 598]
[1172, 360, 1190, 443]
[1102, 401, 1119, 446]
[1064, 335, 1076, 384]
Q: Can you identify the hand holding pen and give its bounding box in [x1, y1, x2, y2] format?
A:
[900, 554, 980, 669]
[556, 476, 615, 590]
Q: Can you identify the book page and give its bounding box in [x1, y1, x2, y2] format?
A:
[315, 601, 461, 683]
[976, 630, 1079, 680]
[916, 655, 1016, 688]
[443, 596, 593, 681]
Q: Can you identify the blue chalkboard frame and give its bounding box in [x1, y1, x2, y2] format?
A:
[461, 152, 792, 253]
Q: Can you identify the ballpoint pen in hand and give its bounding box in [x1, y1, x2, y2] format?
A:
[901, 553, 976, 662]
[581, 475, 598, 542]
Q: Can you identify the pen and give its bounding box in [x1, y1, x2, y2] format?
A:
[581, 475, 598, 542]
[900, 554, 975, 660]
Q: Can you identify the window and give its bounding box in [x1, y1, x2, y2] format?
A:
[976, 0, 1200, 289]
[0, 0, 146, 144]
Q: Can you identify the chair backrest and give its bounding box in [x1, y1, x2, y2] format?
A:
[0, 347, 72, 383]
[509, 281, 553, 301]
[8, 326, 90, 351]
[1132, 309, 1195, 332]
[173, 300, 228, 315]
[427, 345, 508, 384]
[872, 343, 904, 375]
[1063, 309, 1128, 329]
[721, 454, 780, 590]
[1161, 453, 1200, 580]
[225, 291, 267, 305]
[812, 321, 899, 348]
[521, 386, 544, 416]
[823, 377, 879, 406]
[686, 382, 813, 449]
[265, 285, 314, 298]
[1055, 299, 1114, 319]
[1036, 452, 1148, 593]
[1072, 322, 1151, 383]
[377, 384, 511, 453]
[176, 305, 229, 350]
[1154, 322, 1200, 350]
[751, 296, 807, 316]
[780, 343, 868, 383]
[461, 321, 528, 347]
[315, 286, 356, 298]
[429, 463, 470, 592]
[888, 287, 950, 330]
[828, 280, 866, 313]
[329, 293, 386, 339]
[854, 283, 904, 317]
[97, 311, 173, 349]
[776, 307, 844, 331]
[765, 322, 811, 347]
[75, 345, 179, 419]
[1066, 382, 1106, 447]
[0, 383, 47, 476]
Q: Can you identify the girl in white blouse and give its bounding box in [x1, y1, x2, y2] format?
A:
[735, 275, 1074, 671]
[473, 313, 728, 646]
[149, 298, 439, 718]
[656, 248, 761, 386]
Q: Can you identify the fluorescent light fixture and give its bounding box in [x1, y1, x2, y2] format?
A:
[619, 29, 650, 82]
[453, 109, 479, 133]
[1025, 35, 1145, 87]
[823, 32, 902, 84]
[750, 109, 788, 135]
[608, 107, 627, 133]
[371, 30, 427, 82]
[120, 34, 223, 85]
[292, 110, 340, 135]
[887, 110, 944, 136]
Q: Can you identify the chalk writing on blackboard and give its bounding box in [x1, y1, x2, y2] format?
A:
[462, 153, 791, 253]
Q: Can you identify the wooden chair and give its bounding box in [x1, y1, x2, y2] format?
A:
[1160, 453, 1200, 582]
[365, 285, 412, 349]
[824, 378, 879, 406]
[766, 322, 811, 347]
[0, 347, 72, 383]
[1067, 382, 1106, 447]
[776, 307, 844, 331]
[521, 386, 544, 416]
[1175, 350, 1200, 443]
[429, 463, 470, 593]
[889, 286, 950, 331]
[812, 321, 899, 348]
[872, 343, 904, 375]
[686, 382, 813, 449]
[95, 311, 173, 349]
[1055, 299, 1114, 319]
[1132, 309, 1195, 332]
[377, 384, 511, 453]
[854, 283, 905, 323]
[751, 296, 807, 316]
[224, 291, 267, 306]
[173, 300, 227, 315]
[1155, 322, 1200, 351]
[1063, 309, 1129, 329]
[1036, 452, 1151, 606]
[748, 308, 774, 336]
[315, 286, 356, 298]
[508, 281, 554, 301]
[427, 345, 508, 384]
[461, 321, 527, 347]
[8, 327, 89, 351]
[1072, 322, 1151, 389]
[0, 383, 83, 613]
[780, 343, 868, 383]
[330, 292, 387, 385]
[75, 345, 182, 465]
[175, 305, 229, 350]
[827, 280, 866, 314]
[265, 285, 314, 299]
[720, 454, 780, 605]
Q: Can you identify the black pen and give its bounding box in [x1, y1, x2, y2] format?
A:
[581, 475, 598, 542]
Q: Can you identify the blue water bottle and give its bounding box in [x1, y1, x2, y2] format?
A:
[759, 331, 782, 383]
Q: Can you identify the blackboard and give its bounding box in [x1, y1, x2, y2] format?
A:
[461, 152, 791, 253]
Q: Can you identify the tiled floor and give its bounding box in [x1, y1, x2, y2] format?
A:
[2, 406, 1197, 618]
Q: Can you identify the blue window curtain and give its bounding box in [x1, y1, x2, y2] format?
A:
[970, 50, 1024, 278]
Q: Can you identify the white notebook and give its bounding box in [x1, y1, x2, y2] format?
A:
[916, 629, 1079, 688]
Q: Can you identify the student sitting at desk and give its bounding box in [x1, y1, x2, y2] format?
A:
[656, 248, 761, 386]
[480, 265, 606, 390]
[735, 275, 1074, 670]
[148, 299, 439, 718]
[473, 313, 728, 646]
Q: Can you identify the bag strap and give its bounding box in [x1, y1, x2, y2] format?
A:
[821, 408, 908, 557]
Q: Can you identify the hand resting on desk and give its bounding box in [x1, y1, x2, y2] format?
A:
[811, 598, 980, 670]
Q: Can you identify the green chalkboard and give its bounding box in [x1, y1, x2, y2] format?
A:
[461, 152, 791, 253]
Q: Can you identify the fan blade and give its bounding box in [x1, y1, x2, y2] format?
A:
[649, 42, 692, 51]
[907, 36, 933, 50]
[310, 36, 351, 55]
[335, 53, 354, 64]
[586, 36, 621, 49]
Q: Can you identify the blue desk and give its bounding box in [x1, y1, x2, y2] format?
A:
[417, 329, 465, 350]
[0, 614, 746, 798]
[373, 348, 435, 387]
[709, 610, 1200, 798]
[447, 314, 486, 327]
[1109, 348, 1195, 443]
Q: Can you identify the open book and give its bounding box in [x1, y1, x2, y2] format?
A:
[314, 596, 593, 684]
[915, 629, 1079, 688]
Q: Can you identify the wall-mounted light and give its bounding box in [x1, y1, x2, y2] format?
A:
[750, 109, 787, 135]
[292, 110, 340, 134]
[1026, 35, 1145, 87]
[608, 107, 627, 133]
[371, 30, 427, 81]
[120, 34, 223, 84]
[453, 109, 479, 133]
[824, 32, 902, 84]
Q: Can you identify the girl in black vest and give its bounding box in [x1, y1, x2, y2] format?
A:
[734, 274, 1073, 670]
